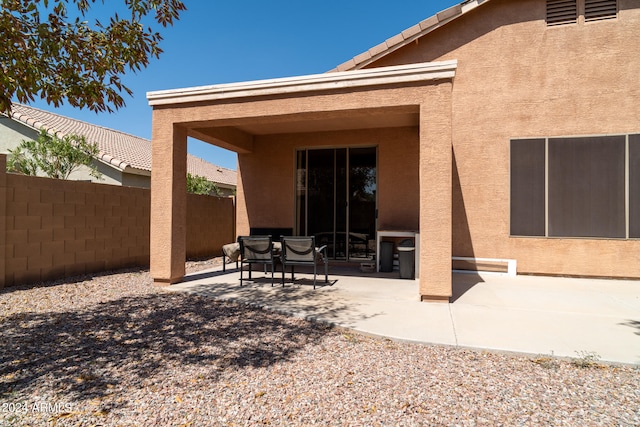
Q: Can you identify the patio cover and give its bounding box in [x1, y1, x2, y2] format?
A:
[147, 60, 457, 301]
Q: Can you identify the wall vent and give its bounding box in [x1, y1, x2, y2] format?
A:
[546, 0, 578, 25]
[585, 0, 618, 21]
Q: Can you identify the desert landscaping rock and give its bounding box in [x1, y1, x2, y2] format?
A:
[1, 259, 638, 426]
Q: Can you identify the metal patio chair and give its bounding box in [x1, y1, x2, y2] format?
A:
[239, 235, 277, 286]
[280, 236, 328, 289]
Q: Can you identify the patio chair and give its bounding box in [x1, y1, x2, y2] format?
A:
[280, 236, 328, 289]
[239, 235, 277, 286]
[222, 236, 242, 272]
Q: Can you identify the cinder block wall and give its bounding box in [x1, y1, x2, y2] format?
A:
[186, 193, 235, 259]
[0, 155, 234, 288]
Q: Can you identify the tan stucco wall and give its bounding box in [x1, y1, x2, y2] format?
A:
[0, 117, 38, 153]
[121, 171, 152, 188]
[236, 127, 420, 236]
[151, 81, 454, 296]
[370, 0, 640, 278]
[419, 83, 453, 299]
[150, 120, 187, 284]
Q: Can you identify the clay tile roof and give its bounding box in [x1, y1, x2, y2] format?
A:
[330, 0, 491, 72]
[186, 154, 237, 188]
[6, 103, 236, 187]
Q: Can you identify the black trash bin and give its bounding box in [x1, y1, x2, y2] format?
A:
[397, 238, 415, 279]
[379, 241, 394, 272]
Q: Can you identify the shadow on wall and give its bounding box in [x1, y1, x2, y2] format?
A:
[0, 291, 334, 403]
[452, 149, 475, 259]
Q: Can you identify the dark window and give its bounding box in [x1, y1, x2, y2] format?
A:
[547, 0, 578, 25]
[510, 139, 546, 236]
[511, 134, 637, 239]
[630, 135, 640, 238]
[548, 136, 626, 238]
[585, 0, 618, 22]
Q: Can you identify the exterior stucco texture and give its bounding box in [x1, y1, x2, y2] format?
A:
[370, 0, 640, 279]
[148, 0, 640, 301]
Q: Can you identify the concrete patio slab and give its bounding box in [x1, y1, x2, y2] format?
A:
[168, 266, 640, 365]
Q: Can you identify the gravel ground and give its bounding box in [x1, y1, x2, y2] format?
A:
[1, 259, 639, 426]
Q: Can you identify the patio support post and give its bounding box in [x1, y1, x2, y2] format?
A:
[0, 154, 6, 289]
[150, 116, 187, 285]
[418, 83, 453, 302]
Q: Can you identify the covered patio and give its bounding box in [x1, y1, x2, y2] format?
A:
[147, 60, 457, 301]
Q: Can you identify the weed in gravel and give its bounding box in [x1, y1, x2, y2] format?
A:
[531, 355, 560, 370]
[342, 333, 359, 344]
[572, 351, 602, 368]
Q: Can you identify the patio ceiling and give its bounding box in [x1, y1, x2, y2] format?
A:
[193, 107, 420, 136]
[181, 106, 421, 154]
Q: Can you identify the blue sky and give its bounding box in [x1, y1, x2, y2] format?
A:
[26, 0, 459, 171]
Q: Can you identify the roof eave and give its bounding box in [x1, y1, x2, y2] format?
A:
[122, 165, 151, 176]
[217, 183, 236, 189]
[97, 153, 132, 172]
[147, 60, 458, 107]
[331, 0, 491, 72]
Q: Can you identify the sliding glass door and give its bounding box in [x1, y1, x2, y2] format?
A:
[296, 147, 376, 261]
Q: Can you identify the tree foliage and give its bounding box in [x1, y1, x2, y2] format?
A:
[7, 128, 102, 180]
[187, 173, 221, 196]
[0, 0, 186, 113]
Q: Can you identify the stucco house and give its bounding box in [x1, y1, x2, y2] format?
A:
[146, 0, 640, 302]
[0, 103, 237, 195]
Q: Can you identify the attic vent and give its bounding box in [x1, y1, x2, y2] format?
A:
[585, 0, 617, 21]
[546, 0, 577, 25]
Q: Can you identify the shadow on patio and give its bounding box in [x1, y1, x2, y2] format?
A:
[620, 319, 640, 336]
[173, 264, 389, 329]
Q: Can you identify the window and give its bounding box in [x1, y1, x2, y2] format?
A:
[585, 0, 618, 22]
[510, 139, 546, 236]
[548, 136, 625, 238]
[630, 135, 640, 238]
[547, 0, 577, 25]
[511, 134, 640, 239]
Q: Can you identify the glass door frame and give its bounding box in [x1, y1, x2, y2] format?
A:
[295, 146, 378, 262]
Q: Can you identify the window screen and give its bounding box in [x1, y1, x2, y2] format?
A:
[630, 135, 640, 238]
[510, 139, 546, 236]
[548, 136, 626, 238]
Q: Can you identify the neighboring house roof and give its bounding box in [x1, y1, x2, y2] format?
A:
[187, 154, 237, 189]
[331, 0, 490, 72]
[5, 103, 236, 187]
